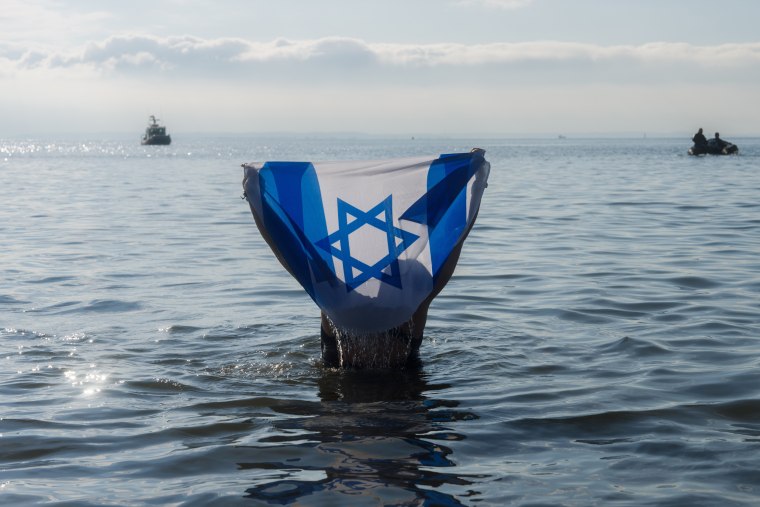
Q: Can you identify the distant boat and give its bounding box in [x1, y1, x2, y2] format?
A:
[141, 115, 171, 145]
[688, 138, 739, 156]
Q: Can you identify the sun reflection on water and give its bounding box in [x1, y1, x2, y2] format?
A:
[63, 366, 110, 397]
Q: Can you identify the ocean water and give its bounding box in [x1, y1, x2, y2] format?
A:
[2, 135, 760, 506]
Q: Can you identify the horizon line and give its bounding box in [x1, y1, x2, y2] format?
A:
[3, 131, 758, 140]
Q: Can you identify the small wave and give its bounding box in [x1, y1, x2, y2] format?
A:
[26, 275, 77, 285]
[599, 336, 673, 357]
[1, 327, 48, 338]
[606, 201, 672, 207]
[708, 398, 760, 422]
[65, 299, 143, 314]
[0, 294, 29, 305]
[215, 359, 302, 379]
[1, 380, 58, 393]
[123, 378, 200, 393]
[682, 378, 760, 400]
[668, 276, 722, 289]
[186, 396, 320, 415]
[90, 299, 143, 312]
[505, 399, 760, 442]
[159, 324, 205, 334]
[664, 320, 752, 337]
[28, 299, 143, 315]
[525, 363, 571, 375]
[676, 205, 712, 211]
[557, 309, 614, 324]
[592, 298, 684, 313]
[25, 300, 80, 313]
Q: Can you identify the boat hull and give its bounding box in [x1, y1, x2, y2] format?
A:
[142, 135, 172, 146]
[688, 142, 738, 156]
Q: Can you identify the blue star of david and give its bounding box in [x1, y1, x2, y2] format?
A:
[316, 195, 419, 292]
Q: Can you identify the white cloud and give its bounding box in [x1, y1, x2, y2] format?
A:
[3, 35, 760, 84]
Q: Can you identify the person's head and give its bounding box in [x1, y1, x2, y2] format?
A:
[715, 132, 721, 139]
[698, 128, 703, 134]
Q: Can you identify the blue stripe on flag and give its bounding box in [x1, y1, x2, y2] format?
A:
[400, 152, 482, 282]
[259, 162, 334, 298]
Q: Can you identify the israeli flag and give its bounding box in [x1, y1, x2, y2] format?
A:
[242, 149, 490, 333]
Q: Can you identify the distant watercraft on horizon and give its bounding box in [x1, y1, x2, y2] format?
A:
[141, 115, 171, 145]
[688, 137, 738, 156]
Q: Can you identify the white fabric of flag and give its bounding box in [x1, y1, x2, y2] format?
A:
[242, 150, 490, 333]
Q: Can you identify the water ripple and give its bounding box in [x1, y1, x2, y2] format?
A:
[3, 137, 760, 505]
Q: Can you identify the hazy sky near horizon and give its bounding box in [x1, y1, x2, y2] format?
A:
[3, 0, 760, 136]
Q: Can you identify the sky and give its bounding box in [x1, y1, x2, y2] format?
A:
[2, 0, 760, 137]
